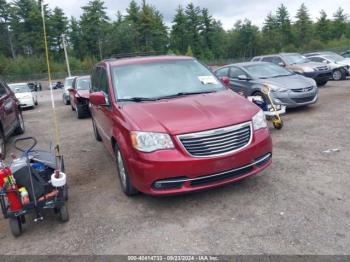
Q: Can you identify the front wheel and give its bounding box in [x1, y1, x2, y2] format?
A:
[115, 147, 138, 196]
[317, 80, 328, 87]
[58, 203, 69, 222]
[332, 69, 343, 81]
[14, 111, 25, 135]
[9, 217, 22, 237]
[0, 130, 6, 159]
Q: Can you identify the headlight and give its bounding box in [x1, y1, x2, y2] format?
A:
[303, 67, 315, 73]
[252, 110, 267, 130]
[131, 131, 174, 152]
[264, 83, 287, 92]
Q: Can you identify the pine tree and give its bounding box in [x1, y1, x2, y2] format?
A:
[294, 3, 312, 48]
[80, 0, 109, 59]
[48, 7, 68, 60]
[332, 7, 348, 39]
[185, 3, 202, 57]
[316, 10, 331, 42]
[170, 6, 188, 54]
[276, 4, 293, 49]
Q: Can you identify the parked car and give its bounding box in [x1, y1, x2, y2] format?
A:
[307, 54, 350, 80]
[303, 51, 338, 58]
[62, 76, 76, 105]
[68, 75, 91, 119]
[8, 83, 38, 109]
[214, 62, 318, 108]
[252, 53, 332, 86]
[0, 79, 25, 158]
[27, 82, 42, 92]
[89, 55, 272, 196]
[341, 50, 350, 58]
[48, 81, 63, 90]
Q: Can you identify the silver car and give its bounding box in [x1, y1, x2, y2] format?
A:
[214, 62, 318, 108]
[307, 53, 350, 80]
[62, 76, 76, 105]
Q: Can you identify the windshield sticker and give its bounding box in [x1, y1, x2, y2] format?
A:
[198, 76, 219, 85]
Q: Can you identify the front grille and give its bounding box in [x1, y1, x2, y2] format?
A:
[292, 86, 314, 93]
[178, 122, 252, 157]
[292, 96, 315, 103]
[191, 166, 253, 187]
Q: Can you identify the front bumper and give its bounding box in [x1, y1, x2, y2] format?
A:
[271, 88, 318, 108]
[126, 128, 272, 195]
[303, 70, 331, 82]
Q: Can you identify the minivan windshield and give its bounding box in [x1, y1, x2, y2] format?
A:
[283, 54, 310, 64]
[111, 59, 224, 101]
[243, 63, 293, 79]
[9, 84, 31, 93]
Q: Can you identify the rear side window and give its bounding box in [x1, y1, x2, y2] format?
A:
[309, 57, 323, 63]
[215, 67, 229, 77]
[261, 57, 274, 63]
[251, 57, 260, 62]
[229, 67, 246, 79]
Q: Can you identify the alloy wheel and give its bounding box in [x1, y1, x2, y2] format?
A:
[117, 150, 127, 189]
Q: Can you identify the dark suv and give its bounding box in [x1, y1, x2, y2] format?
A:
[89, 56, 272, 196]
[0, 79, 25, 157]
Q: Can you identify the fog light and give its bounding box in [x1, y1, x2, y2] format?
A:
[153, 180, 185, 190]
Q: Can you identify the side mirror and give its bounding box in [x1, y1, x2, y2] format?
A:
[219, 76, 230, 86]
[238, 75, 251, 81]
[90, 92, 108, 106]
[278, 62, 286, 67]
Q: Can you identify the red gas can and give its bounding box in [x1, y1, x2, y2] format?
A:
[0, 167, 22, 212]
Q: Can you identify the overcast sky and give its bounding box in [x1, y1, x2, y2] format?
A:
[47, 0, 349, 30]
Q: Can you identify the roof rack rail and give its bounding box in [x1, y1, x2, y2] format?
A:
[110, 51, 165, 59]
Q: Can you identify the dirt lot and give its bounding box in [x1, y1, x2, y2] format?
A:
[0, 81, 349, 255]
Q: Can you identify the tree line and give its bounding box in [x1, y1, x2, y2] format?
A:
[0, 0, 350, 78]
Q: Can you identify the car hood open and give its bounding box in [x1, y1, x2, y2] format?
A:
[15, 92, 33, 99]
[76, 90, 90, 99]
[121, 90, 259, 135]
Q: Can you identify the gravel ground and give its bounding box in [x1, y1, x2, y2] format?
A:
[0, 81, 349, 255]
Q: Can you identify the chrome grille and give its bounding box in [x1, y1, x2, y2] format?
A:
[292, 86, 314, 93]
[178, 122, 252, 157]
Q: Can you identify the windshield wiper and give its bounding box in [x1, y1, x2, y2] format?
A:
[156, 91, 217, 100]
[118, 97, 158, 102]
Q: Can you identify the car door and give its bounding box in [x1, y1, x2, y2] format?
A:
[228, 66, 253, 95]
[0, 81, 17, 136]
[90, 66, 114, 150]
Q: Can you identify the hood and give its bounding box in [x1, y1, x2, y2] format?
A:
[76, 90, 90, 99]
[257, 74, 315, 90]
[15, 92, 33, 99]
[289, 62, 328, 71]
[336, 58, 350, 66]
[121, 90, 259, 135]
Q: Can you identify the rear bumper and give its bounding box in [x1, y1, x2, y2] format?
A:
[18, 98, 34, 108]
[126, 128, 272, 195]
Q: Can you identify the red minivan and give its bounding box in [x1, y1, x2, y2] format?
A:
[89, 56, 272, 196]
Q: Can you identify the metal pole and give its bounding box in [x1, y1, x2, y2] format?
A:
[61, 34, 71, 77]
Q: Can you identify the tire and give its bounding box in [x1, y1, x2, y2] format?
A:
[59, 203, 69, 222]
[0, 130, 6, 160]
[35, 100, 38, 106]
[332, 69, 343, 81]
[63, 97, 70, 105]
[92, 119, 102, 141]
[76, 105, 85, 119]
[9, 217, 22, 237]
[14, 111, 25, 135]
[317, 80, 328, 87]
[115, 147, 138, 196]
[71, 104, 75, 111]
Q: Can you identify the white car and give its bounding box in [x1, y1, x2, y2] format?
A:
[308, 53, 350, 81]
[8, 83, 38, 109]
